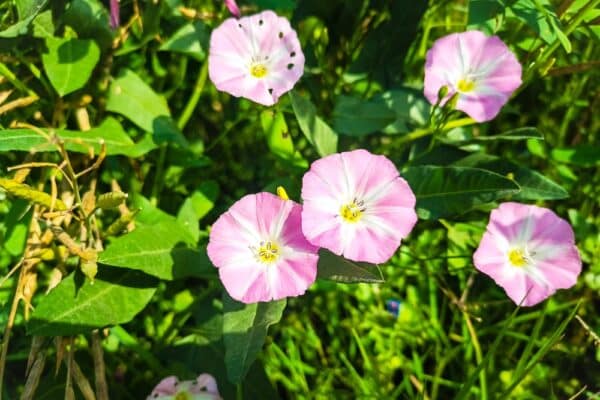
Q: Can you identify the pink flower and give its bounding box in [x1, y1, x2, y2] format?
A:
[473, 202, 582, 307]
[208, 10, 305, 106]
[224, 0, 241, 18]
[424, 30, 522, 122]
[207, 192, 319, 303]
[146, 373, 222, 400]
[109, 0, 119, 29]
[301, 149, 418, 264]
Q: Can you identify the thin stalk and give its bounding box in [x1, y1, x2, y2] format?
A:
[150, 145, 167, 207]
[177, 61, 209, 130]
[394, 117, 475, 147]
[0, 268, 23, 400]
[464, 314, 487, 400]
[92, 332, 109, 400]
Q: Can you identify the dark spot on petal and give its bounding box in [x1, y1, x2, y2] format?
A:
[153, 395, 158, 398]
[290, 51, 296, 57]
[259, 19, 263, 25]
[287, 63, 294, 70]
[238, 23, 242, 28]
[278, 32, 283, 39]
[268, 88, 273, 94]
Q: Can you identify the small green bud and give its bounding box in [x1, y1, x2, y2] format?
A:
[97, 191, 128, 209]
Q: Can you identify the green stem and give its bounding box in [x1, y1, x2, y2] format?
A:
[177, 61, 209, 130]
[150, 145, 167, 207]
[395, 117, 475, 147]
[464, 313, 487, 400]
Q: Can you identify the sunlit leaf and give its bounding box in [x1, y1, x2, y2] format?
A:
[28, 268, 157, 336]
[403, 166, 520, 219]
[222, 294, 286, 384]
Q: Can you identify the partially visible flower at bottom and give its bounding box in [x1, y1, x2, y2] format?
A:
[473, 202, 582, 307]
[207, 192, 319, 303]
[146, 373, 221, 400]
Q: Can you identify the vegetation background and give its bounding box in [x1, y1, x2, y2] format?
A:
[0, 0, 598, 399]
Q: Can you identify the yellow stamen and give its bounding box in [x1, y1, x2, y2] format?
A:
[340, 201, 364, 223]
[277, 186, 289, 201]
[457, 78, 475, 93]
[174, 392, 190, 400]
[250, 63, 268, 78]
[508, 248, 528, 267]
[257, 241, 279, 264]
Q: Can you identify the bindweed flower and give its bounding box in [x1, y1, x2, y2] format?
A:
[224, 0, 241, 18]
[207, 192, 319, 303]
[473, 202, 582, 307]
[424, 30, 522, 122]
[146, 373, 222, 400]
[208, 10, 304, 106]
[301, 149, 418, 264]
[109, 0, 119, 29]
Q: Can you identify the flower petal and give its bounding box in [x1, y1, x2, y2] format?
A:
[473, 202, 582, 307]
[301, 149, 417, 263]
[208, 11, 304, 106]
[424, 30, 522, 122]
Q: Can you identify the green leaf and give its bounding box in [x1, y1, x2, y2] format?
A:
[332, 95, 396, 136]
[347, 2, 427, 86]
[317, 249, 384, 283]
[468, 0, 505, 34]
[0, 0, 48, 38]
[402, 166, 520, 219]
[62, 0, 113, 50]
[159, 21, 209, 61]
[379, 89, 430, 134]
[99, 219, 214, 280]
[551, 145, 600, 167]
[106, 69, 187, 146]
[473, 127, 544, 141]
[176, 182, 219, 242]
[332, 89, 429, 136]
[32, 9, 54, 38]
[41, 37, 100, 96]
[28, 268, 157, 336]
[289, 90, 338, 157]
[251, 0, 296, 11]
[454, 156, 569, 200]
[222, 294, 286, 384]
[3, 199, 33, 257]
[508, 0, 563, 45]
[0, 117, 154, 157]
[260, 110, 307, 167]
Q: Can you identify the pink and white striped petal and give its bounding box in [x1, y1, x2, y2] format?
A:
[146, 373, 222, 400]
[473, 202, 581, 307]
[208, 10, 304, 106]
[208, 192, 318, 303]
[301, 149, 417, 264]
[424, 30, 522, 122]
